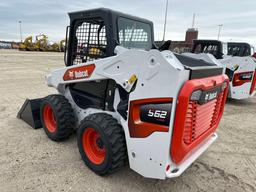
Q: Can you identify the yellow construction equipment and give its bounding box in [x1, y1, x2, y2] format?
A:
[19, 36, 36, 51]
[59, 39, 66, 52]
[48, 42, 60, 52]
[19, 34, 65, 52]
[34, 34, 48, 51]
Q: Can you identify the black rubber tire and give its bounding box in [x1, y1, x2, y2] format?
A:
[40, 94, 75, 141]
[77, 113, 127, 175]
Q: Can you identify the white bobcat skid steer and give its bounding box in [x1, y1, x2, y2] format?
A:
[191, 40, 256, 99]
[17, 8, 229, 179]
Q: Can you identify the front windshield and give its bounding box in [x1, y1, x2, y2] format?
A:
[118, 17, 152, 50]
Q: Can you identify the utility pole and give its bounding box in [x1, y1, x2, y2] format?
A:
[217, 24, 223, 40]
[192, 13, 196, 28]
[162, 0, 169, 42]
[19, 21, 22, 42]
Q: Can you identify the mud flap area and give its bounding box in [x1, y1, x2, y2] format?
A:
[17, 98, 43, 129]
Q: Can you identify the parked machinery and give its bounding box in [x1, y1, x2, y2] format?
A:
[34, 34, 49, 51]
[186, 40, 256, 99]
[19, 34, 62, 52]
[18, 8, 229, 179]
[19, 36, 36, 51]
[59, 39, 66, 52]
[48, 42, 60, 52]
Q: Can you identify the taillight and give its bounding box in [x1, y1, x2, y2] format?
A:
[233, 71, 254, 87]
[252, 53, 256, 59]
[250, 71, 256, 95]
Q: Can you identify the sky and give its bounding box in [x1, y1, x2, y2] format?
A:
[0, 0, 255, 47]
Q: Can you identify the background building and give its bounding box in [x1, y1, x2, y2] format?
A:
[155, 28, 199, 53]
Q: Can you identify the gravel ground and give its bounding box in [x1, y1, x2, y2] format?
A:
[0, 49, 255, 192]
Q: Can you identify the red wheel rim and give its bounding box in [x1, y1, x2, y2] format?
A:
[82, 128, 106, 165]
[43, 104, 57, 133]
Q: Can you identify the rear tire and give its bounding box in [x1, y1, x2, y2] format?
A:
[77, 113, 127, 175]
[40, 94, 75, 141]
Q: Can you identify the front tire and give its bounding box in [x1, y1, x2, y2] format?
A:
[40, 94, 75, 141]
[77, 113, 127, 175]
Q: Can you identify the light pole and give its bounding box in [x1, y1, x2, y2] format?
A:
[217, 24, 223, 40]
[19, 21, 22, 42]
[162, 0, 169, 42]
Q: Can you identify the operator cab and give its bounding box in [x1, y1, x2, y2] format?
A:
[191, 40, 227, 59]
[65, 8, 223, 80]
[227, 42, 252, 57]
[192, 40, 254, 60]
[65, 8, 154, 66]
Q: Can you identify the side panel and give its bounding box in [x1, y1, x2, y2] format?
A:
[128, 98, 172, 138]
[118, 51, 189, 179]
[69, 79, 116, 111]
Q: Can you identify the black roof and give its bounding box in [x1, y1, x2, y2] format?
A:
[193, 39, 222, 44]
[68, 8, 153, 25]
[228, 42, 251, 47]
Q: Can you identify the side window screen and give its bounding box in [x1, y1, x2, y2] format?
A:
[228, 44, 251, 57]
[243, 46, 250, 56]
[203, 45, 218, 53]
[118, 17, 152, 50]
[228, 46, 241, 56]
[201, 44, 219, 58]
[72, 19, 107, 65]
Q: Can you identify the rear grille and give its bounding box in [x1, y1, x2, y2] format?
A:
[171, 74, 229, 164]
[183, 92, 224, 145]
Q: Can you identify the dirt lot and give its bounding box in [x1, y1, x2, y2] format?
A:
[0, 49, 255, 192]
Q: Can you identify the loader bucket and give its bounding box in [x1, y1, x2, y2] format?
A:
[17, 98, 43, 129]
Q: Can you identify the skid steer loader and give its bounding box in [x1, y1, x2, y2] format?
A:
[17, 8, 229, 179]
[187, 40, 256, 100]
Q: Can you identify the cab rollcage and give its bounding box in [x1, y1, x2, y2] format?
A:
[191, 40, 224, 59]
[227, 42, 252, 57]
[64, 8, 155, 67]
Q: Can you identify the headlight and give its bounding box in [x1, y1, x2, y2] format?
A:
[190, 90, 202, 101]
